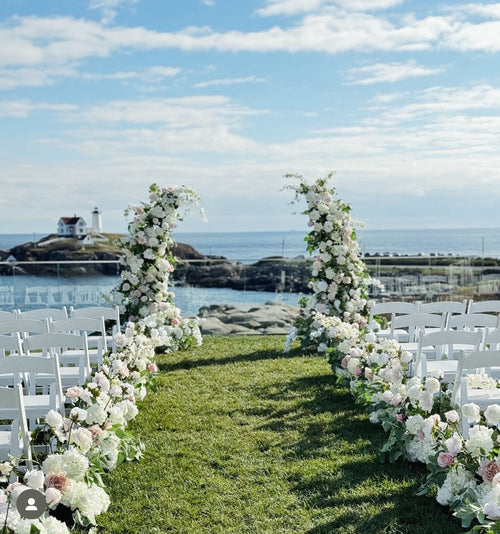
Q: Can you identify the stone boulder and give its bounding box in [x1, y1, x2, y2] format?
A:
[197, 301, 300, 335]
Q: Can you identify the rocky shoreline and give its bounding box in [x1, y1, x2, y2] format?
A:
[196, 301, 300, 335]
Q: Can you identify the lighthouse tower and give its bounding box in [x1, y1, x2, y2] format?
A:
[91, 206, 103, 234]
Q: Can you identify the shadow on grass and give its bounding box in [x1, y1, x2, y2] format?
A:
[158, 345, 309, 372]
[240, 371, 461, 534]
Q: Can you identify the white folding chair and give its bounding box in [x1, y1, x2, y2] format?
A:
[447, 313, 500, 331]
[413, 329, 483, 382]
[467, 300, 500, 314]
[0, 355, 65, 428]
[16, 307, 68, 321]
[0, 384, 32, 470]
[23, 333, 91, 389]
[50, 317, 106, 369]
[452, 349, 500, 435]
[368, 301, 420, 339]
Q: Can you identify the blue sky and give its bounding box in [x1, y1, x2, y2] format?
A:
[2, 0, 500, 234]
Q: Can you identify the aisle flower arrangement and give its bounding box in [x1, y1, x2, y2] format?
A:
[285, 173, 500, 531]
[0, 183, 204, 532]
[335, 324, 500, 533]
[283, 173, 374, 360]
[0, 326, 156, 532]
[113, 182, 204, 351]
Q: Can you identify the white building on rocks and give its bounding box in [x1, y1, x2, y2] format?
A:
[57, 207, 106, 244]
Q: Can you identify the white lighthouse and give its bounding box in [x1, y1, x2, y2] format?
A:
[91, 206, 103, 234]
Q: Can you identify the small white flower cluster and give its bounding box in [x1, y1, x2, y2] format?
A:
[283, 174, 371, 352]
[113, 183, 204, 352]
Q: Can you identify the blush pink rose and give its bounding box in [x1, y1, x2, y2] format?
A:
[437, 452, 455, 468]
[478, 460, 500, 482]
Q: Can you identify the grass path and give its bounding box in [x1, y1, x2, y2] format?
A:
[97, 336, 461, 534]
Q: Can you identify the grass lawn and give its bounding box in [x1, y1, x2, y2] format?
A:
[96, 336, 462, 534]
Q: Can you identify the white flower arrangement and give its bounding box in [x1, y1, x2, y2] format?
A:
[283, 173, 373, 358]
[113, 183, 204, 352]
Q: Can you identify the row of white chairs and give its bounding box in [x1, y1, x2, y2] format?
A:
[0, 306, 121, 471]
[370, 298, 500, 321]
[0, 305, 120, 349]
[0, 316, 107, 369]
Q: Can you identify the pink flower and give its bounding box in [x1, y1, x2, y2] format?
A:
[437, 452, 455, 468]
[478, 460, 500, 482]
[396, 414, 404, 423]
[341, 357, 349, 369]
[114, 333, 129, 348]
[65, 386, 83, 400]
[45, 472, 69, 493]
[148, 362, 159, 373]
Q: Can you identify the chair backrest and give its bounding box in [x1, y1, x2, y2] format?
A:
[23, 332, 88, 352]
[468, 300, 500, 314]
[369, 301, 419, 323]
[17, 307, 68, 320]
[390, 312, 446, 340]
[23, 332, 91, 380]
[419, 300, 468, 315]
[452, 349, 500, 405]
[0, 354, 64, 408]
[0, 318, 50, 336]
[70, 305, 120, 328]
[414, 329, 483, 376]
[50, 317, 107, 351]
[0, 333, 23, 357]
[448, 313, 500, 331]
[0, 310, 17, 322]
[0, 384, 32, 467]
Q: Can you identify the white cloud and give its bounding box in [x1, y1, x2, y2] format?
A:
[73, 96, 266, 127]
[0, 66, 77, 90]
[194, 75, 266, 88]
[255, 0, 404, 17]
[82, 65, 180, 81]
[0, 100, 77, 118]
[0, 11, 456, 71]
[454, 3, 500, 19]
[200, 0, 215, 6]
[372, 84, 500, 123]
[88, 0, 140, 24]
[5, 8, 500, 69]
[346, 61, 444, 85]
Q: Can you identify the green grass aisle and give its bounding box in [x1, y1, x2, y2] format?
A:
[97, 336, 461, 534]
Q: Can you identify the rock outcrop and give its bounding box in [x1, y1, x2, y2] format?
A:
[197, 301, 300, 335]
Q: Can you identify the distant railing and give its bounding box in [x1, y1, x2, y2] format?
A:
[0, 256, 499, 313]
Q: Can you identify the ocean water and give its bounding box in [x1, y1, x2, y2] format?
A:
[2, 228, 500, 260]
[174, 228, 500, 260]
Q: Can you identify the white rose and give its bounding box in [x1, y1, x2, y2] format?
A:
[485, 404, 500, 427]
[45, 410, 64, 429]
[462, 403, 481, 425]
[25, 469, 45, 490]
